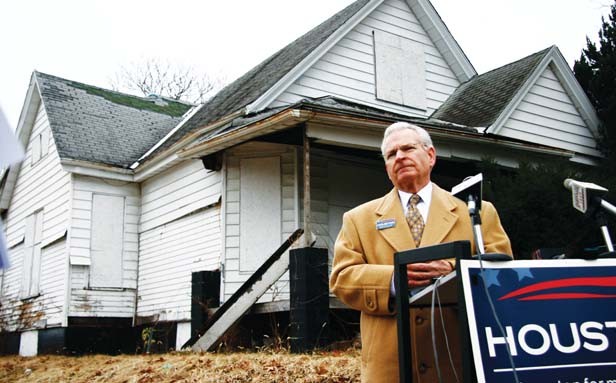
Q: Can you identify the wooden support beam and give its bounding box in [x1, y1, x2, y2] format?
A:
[303, 128, 312, 247]
[185, 229, 304, 351]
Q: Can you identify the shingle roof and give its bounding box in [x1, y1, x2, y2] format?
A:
[430, 47, 551, 127]
[152, 0, 370, 156]
[35, 71, 192, 168]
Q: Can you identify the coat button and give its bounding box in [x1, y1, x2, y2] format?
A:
[415, 316, 424, 325]
[418, 363, 428, 374]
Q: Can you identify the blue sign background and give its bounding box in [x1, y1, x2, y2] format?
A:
[462, 260, 616, 383]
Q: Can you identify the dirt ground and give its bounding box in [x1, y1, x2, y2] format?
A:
[0, 349, 361, 383]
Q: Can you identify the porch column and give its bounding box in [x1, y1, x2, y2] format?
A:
[302, 128, 313, 247]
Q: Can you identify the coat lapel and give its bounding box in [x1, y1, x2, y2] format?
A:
[421, 185, 459, 246]
[375, 188, 414, 253]
[374, 185, 460, 253]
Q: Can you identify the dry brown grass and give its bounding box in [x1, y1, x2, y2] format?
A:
[0, 349, 360, 383]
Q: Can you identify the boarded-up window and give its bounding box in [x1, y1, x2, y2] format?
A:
[30, 129, 49, 165]
[90, 194, 124, 287]
[21, 210, 43, 298]
[31, 134, 41, 164]
[40, 129, 50, 157]
[373, 30, 427, 111]
[239, 157, 281, 272]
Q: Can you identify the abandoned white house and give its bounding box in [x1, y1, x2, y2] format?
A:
[0, 0, 601, 356]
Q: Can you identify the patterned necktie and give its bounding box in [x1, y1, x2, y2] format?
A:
[406, 194, 424, 247]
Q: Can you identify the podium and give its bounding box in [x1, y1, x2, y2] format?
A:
[395, 242, 616, 383]
[394, 241, 472, 383]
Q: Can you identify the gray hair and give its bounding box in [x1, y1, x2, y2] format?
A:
[380, 122, 433, 157]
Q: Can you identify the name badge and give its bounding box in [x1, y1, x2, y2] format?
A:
[376, 218, 396, 230]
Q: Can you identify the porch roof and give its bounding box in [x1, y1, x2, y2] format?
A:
[178, 96, 574, 162]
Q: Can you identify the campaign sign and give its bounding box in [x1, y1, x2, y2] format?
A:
[459, 259, 616, 383]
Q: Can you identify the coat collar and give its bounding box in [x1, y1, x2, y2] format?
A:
[375, 185, 460, 252]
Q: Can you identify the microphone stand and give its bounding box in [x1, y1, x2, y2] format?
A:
[592, 198, 616, 256]
[597, 212, 614, 253]
[464, 193, 518, 382]
[467, 195, 485, 255]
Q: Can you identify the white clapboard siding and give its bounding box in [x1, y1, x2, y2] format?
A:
[137, 205, 221, 322]
[140, 160, 222, 233]
[70, 175, 139, 285]
[0, 103, 70, 331]
[223, 143, 298, 303]
[37, 239, 67, 327]
[69, 266, 87, 288]
[4, 105, 70, 247]
[0, 245, 24, 331]
[69, 287, 136, 318]
[499, 66, 602, 157]
[271, 0, 460, 117]
[67, 175, 139, 318]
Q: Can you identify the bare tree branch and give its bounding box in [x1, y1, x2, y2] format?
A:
[111, 58, 226, 104]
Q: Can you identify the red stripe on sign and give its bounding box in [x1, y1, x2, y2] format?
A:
[517, 292, 616, 301]
[498, 276, 616, 301]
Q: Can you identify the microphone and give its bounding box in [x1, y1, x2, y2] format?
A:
[452, 173, 483, 212]
[564, 178, 616, 255]
[452, 174, 487, 254]
[451, 174, 512, 261]
[563, 178, 616, 216]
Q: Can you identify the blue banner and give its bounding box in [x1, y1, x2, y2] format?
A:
[460, 259, 616, 383]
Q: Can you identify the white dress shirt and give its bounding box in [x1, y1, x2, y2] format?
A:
[390, 182, 433, 297]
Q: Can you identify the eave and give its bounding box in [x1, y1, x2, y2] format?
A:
[131, 108, 245, 175]
[178, 109, 315, 158]
[61, 159, 135, 182]
[177, 105, 575, 167]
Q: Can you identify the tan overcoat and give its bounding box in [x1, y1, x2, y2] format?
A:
[330, 184, 512, 383]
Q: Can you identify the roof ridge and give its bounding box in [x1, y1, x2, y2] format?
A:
[476, 46, 553, 78]
[34, 70, 194, 107]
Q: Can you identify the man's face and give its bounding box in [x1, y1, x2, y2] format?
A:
[383, 129, 436, 193]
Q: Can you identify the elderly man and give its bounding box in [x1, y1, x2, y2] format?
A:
[329, 122, 512, 383]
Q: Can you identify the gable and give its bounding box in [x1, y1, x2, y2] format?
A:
[431, 46, 602, 164]
[3, 101, 70, 250]
[498, 65, 601, 159]
[431, 48, 548, 128]
[269, 0, 463, 117]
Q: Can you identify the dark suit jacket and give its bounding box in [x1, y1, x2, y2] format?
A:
[330, 184, 512, 383]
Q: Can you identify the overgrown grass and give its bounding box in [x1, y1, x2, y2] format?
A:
[0, 349, 361, 382]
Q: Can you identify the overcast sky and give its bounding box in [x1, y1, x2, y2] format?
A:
[0, 0, 612, 128]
